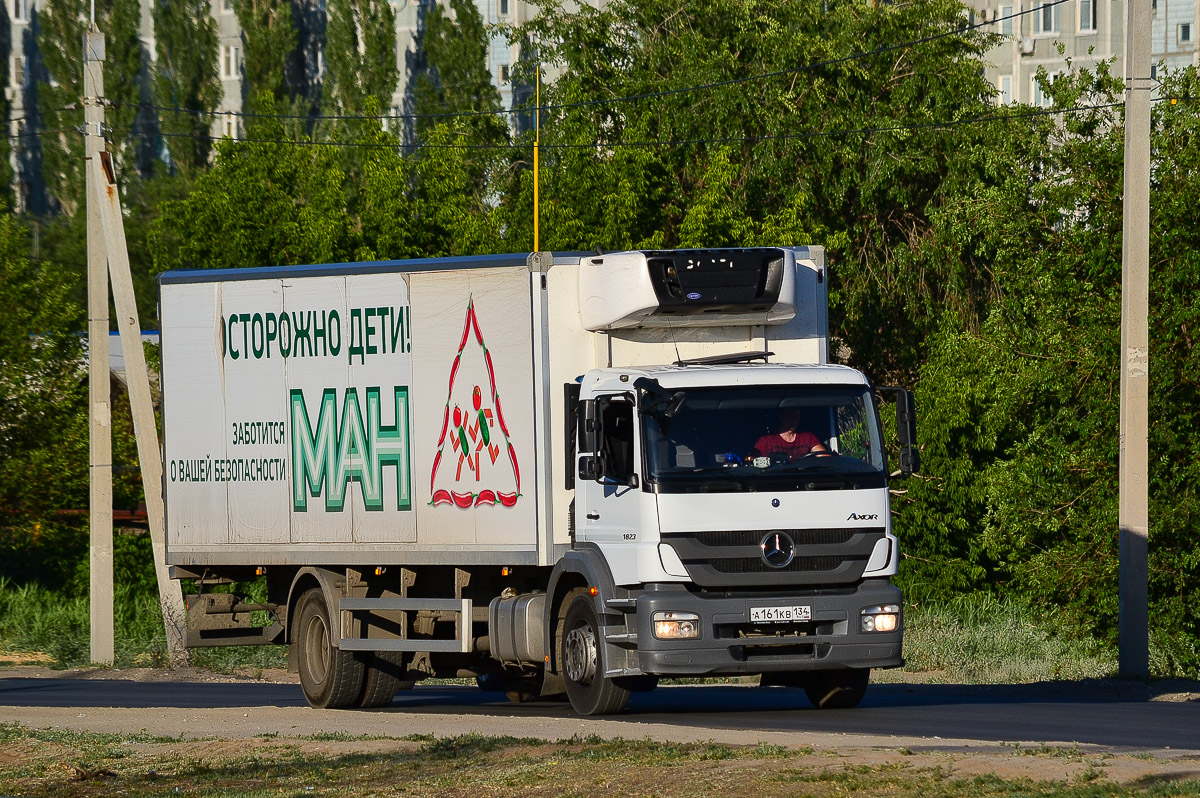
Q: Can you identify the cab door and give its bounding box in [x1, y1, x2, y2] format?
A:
[576, 393, 644, 568]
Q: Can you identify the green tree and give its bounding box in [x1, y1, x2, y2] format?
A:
[149, 115, 354, 271]
[412, 0, 506, 142]
[515, 0, 996, 375]
[36, 0, 146, 215]
[324, 0, 398, 116]
[0, 216, 88, 585]
[152, 0, 222, 174]
[233, 0, 298, 115]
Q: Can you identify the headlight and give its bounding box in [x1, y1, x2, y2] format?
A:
[860, 604, 900, 633]
[652, 611, 701, 640]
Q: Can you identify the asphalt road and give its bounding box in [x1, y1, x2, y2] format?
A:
[3, 676, 1198, 753]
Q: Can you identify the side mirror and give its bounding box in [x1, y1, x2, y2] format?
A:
[577, 399, 598, 453]
[879, 386, 920, 476]
[579, 454, 603, 481]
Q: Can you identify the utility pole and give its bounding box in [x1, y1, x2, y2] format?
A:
[85, 29, 113, 666]
[1119, 0, 1151, 679]
[84, 28, 190, 668]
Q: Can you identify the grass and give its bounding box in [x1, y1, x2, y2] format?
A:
[884, 593, 1119, 683]
[0, 577, 285, 672]
[0, 725, 1198, 798]
[0, 580, 1194, 683]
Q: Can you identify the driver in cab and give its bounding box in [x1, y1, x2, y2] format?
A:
[751, 407, 830, 462]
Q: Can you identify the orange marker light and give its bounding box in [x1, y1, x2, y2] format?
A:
[589, 586, 598, 597]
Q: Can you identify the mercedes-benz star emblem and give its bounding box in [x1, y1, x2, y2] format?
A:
[760, 532, 795, 568]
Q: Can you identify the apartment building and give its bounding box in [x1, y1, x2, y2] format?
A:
[5, 0, 562, 203]
[971, 0, 1198, 105]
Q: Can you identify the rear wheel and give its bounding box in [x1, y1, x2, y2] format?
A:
[804, 668, 870, 709]
[294, 588, 365, 709]
[560, 594, 630, 716]
[357, 651, 415, 709]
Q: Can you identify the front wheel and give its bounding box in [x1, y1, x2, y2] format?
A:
[560, 594, 630, 716]
[804, 668, 870, 709]
[294, 588, 365, 709]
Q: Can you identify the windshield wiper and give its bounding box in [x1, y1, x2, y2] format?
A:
[691, 479, 750, 492]
[800, 476, 860, 490]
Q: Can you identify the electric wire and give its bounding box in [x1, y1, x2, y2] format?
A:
[117, 0, 1067, 126]
[99, 98, 1131, 152]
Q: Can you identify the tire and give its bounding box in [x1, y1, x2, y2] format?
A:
[759, 672, 805, 688]
[357, 651, 415, 709]
[294, 588, 366, 709]
[803, 668, 870, 709]
[560, 594, 630, 716]
[614, 675, 659, 693]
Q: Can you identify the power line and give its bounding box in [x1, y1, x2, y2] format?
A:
[120, 1, 1064, 127]
[531, 0, 1068, 116]
[105, 97, 1129, 153]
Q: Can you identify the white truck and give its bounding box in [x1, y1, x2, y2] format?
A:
[159, 247, 917, 715]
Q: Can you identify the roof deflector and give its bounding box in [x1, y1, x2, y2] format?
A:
[673, 350, 774, 367]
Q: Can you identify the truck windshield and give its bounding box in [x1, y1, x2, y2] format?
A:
[642, 385, 886, 492]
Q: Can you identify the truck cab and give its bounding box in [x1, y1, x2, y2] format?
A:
[558, 359, 913, 713]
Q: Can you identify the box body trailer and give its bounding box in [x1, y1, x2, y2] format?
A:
[160, 247, 917, 714]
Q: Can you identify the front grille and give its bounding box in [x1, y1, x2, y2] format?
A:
[689, 528, 856, 548]
[709, 555, 843, 574]
[661, 527, 885, 588]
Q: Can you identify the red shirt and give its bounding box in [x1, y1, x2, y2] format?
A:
[752, 431, 822, 461]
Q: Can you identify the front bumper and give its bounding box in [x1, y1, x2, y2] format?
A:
[632, 579, 903, 675]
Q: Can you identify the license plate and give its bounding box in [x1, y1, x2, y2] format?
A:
[750, 605, 812, 623]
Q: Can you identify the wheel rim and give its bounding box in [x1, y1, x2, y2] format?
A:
[563, 622, 598, 686]
[303, 612, 331, 684]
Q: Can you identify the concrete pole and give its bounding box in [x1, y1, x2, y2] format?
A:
[1119, 0, 1151, 680]
[87, 155, 191, 668]
[85, 30, 113, 666]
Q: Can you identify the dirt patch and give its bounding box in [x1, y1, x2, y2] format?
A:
[0, 652, 54, 667]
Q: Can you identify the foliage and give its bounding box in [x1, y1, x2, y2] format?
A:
[35, 0, 148, 215]
[324, 0, 398, 116]
[0, 216, 88, 586]
[233, 0, 299, 116]
[513, 0, 996, 380]
[4, 0, 1200, 676]
[412, 0, 508, 145]
[152, 0, 222, 175]
[895, 64, 1200, 665]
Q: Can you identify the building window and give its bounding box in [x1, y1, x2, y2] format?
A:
[220, 0, 234, 12]
[223, 114, 239, 140]
[1179, 23, 1193, 44]
[999, 4, 1013, 35]
[221, 45, 240, 79]
[998, 75, 1013, 105]
[1078, 0, 1096, 32]
[12, 0, 27, 22]
[11, 56, 24, 88]
[1033, 2, 1058, 35]
[382, 106, 400, 132]
[499, 0, 508, 15]
[498, 64, 510, 84]
[1032, 73, 1058, 107]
